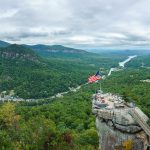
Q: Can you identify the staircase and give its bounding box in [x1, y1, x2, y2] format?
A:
[130, 108, 150, 137]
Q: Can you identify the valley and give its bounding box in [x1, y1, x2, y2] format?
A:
[0, 42, 150, 150]
[1, 0, 150, 149]
[0, 54, 137, 102]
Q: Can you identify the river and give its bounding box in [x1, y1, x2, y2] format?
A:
[54, 55, 137, 98]
[108, 55, 137, 76]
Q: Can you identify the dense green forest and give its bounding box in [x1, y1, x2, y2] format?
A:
[0, 44, 150, 150]
[0, 66, 149, 150]
[0, 44, 126, 99]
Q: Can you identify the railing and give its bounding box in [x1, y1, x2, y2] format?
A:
[130, 108, 150, 137]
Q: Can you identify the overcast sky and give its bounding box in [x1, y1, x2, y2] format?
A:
[0, 0, 150, 49]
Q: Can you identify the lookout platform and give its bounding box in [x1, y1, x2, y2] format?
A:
[92, 91, 150, 136]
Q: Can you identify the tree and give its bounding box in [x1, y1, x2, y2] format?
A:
[0, 102, 20, 129]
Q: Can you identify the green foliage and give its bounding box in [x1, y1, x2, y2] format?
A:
[0, 44, 125, 99]
[0, 45, 149, 150]
[0, 130, 12, 150]
[98, 67, 150, 117]
[0, 89, 99, 150]
[147, 119, 150, 126]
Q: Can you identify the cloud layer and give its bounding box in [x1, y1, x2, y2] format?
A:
[0, 0, 150, 49]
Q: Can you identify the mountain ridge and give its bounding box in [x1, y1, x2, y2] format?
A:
[0, 40, 10, 47]
[26, 44, 87, 53]
[24, 44, 90, 58]
[0, 44, 40, 62]
[0, 40, 89, 57]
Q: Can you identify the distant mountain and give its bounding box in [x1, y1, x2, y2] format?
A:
[25, 44, 90, 58]
[88, 49, 150, 56]
[0, 40, 10, 47]
[0, 44, 40, 62]
[0, 44, 96, 99]
[0, 41, 91, 58]
[27, 44, 87, 53]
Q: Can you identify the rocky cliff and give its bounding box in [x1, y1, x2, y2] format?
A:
[92, 92, 150, 150]
[96, 117, 148, 150]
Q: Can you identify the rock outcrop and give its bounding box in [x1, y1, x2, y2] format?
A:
[96, 117, 148, 150]
[92, 91, 150, 150]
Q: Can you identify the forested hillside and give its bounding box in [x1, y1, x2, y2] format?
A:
[25, 44, 89, 58]
[0, 43, 149, 150]
[0, 58, 149, 149]
[96, 55, 150, 122]
[0, 44, 127, 99]
[0, 44, 96, 98]
[0, 40, 10, 47]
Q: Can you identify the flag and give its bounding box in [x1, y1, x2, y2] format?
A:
[88, 71, 102, 83]
[95, 71, 101, 80]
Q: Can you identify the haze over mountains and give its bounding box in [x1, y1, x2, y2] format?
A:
[0, 41, 132, 99]
[1, 40, 150, 58]
[0, 40, 86, 52]
[0, 41, 92, 57]
[0, 40, 10, 47]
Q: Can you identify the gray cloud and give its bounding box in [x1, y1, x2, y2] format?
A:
[0, 0, 150, 49]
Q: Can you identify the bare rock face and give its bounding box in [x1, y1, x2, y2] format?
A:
[96, 117, 148, 150]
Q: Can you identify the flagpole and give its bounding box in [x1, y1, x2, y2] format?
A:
[99, 80, 101, 91]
